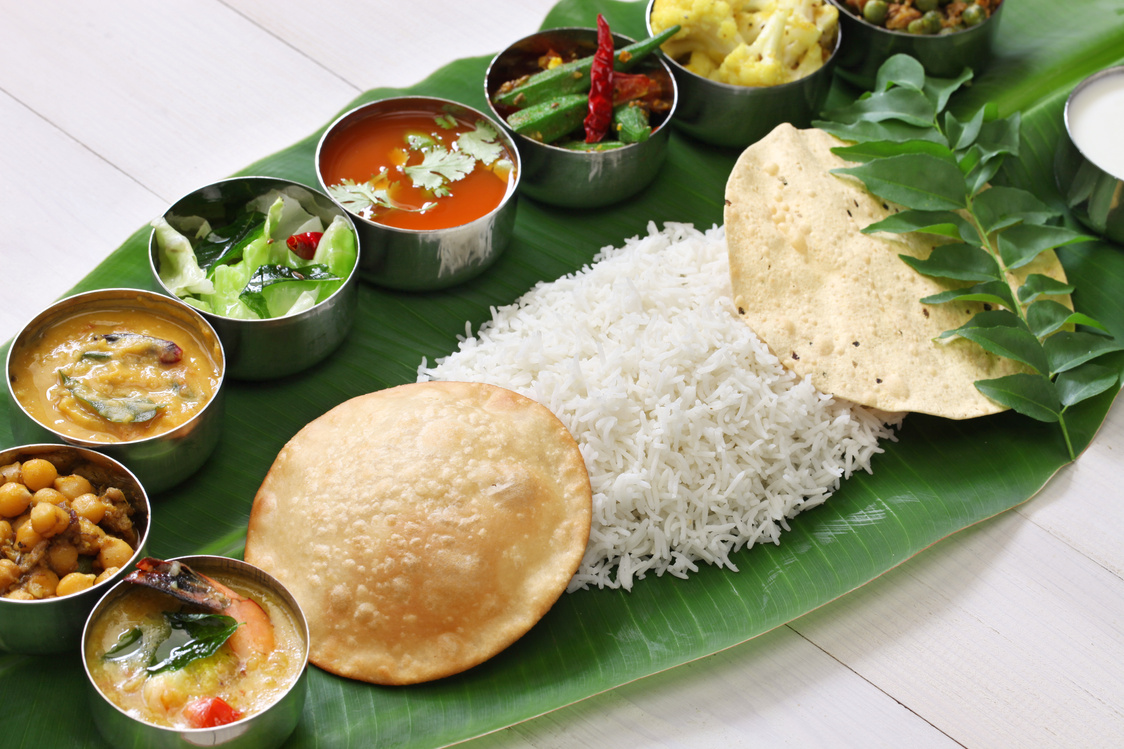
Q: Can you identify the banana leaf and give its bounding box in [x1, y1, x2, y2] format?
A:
[3, 1, 1124, 747]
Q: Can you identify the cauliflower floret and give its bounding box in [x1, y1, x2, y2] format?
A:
[712, 10, 787, 86]
[650, 0, 837, 87]
[650, 0, 746, 67]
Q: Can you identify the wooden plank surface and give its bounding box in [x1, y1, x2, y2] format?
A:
[1, 1, 1121, 747]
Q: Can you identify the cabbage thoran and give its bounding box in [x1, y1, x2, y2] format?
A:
[650, 0, 838, 87]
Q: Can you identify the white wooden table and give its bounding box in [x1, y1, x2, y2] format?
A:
[2, 2, 1121, 747]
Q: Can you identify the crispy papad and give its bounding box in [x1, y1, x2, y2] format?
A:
[245, 381, 592, 685]
[723, 123, 1069, 419]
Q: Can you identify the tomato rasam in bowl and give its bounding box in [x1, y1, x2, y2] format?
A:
[316, 96, 520, 291]
[82, 555, 309, 748]
[6, 289, 225, 494]
[0, 443, 150, 655]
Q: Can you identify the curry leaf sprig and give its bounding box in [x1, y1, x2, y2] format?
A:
[814, 54, 1123, 459]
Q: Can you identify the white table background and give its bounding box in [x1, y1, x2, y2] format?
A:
[2, 2, 1121, 747]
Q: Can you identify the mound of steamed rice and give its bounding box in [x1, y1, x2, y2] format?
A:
[418, 223, 897, 591]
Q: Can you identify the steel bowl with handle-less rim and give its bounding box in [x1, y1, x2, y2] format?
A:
[1055, 64, 1124, 246]
[484, 27, 677, 207]
[0, 444, 150, 655]
[6, 288, 225, 495]
[316, 96, 520, 290]
[82, 555, 310, 749]
[149, 176, 360, 380]
[645, 0, 840, 148]
[826, 0, 1004, 91]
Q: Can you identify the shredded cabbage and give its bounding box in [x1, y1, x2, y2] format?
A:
[153, 190, 358, 320]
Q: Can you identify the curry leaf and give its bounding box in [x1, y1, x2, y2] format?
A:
[146, 613, 241, 674]
[946, 108, 985, 152]
[823, 86, 937, 127]
[1055, 364, 1121, 408]
[974, 373, 1061, 422]
[972, 186, 1059, 233]
[951, 324, 1050, 375]
[834, 153, 969, 211]
[921, 280, 1016, 310]
[997, 224, 1095, 270]
[866, 209, 978, 243]
[1044, 331, 1124, 374]
[922, 67, 974, 113]
[813, 118, 947, 145]
[899, 243, 1001, 282]
[1018, 274, 1076, 304]
[831, 140, 954, 163]
[874, 53, 926, 92]
[1027, 300, 1111, 337]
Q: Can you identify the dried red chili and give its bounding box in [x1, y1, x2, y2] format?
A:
[583, 13, 614, 144]
[286, 231, 323, 260]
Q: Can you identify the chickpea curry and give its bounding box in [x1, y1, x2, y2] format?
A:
[0, 456, 141, 600]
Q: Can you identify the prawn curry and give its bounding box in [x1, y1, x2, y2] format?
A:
[84, 558, 305, 730]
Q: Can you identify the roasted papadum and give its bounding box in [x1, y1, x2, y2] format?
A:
[245, 381, 592, 685]
[724, 123, 1070, 419]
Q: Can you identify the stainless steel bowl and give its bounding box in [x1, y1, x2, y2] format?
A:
[1055, 65, 1124, 245]
[82, 555, 309, 749]
[6, 289, 225, 495]
[316, 96, 519, 290]
[150, 176, 360, 379]
[645, 0, 839, 148]
[0, 444, 150, 654]
[485, 27, 677, 207]
[827, 0, 1004, 90]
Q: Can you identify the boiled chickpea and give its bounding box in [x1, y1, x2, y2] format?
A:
[32, 487, 67, 506]
[54, 473, 94, 500]
[14, 516, 43, 550]
[99, 537, 135, 569]
[95, 567, 120, 584]
[25, 568, 59, 598]
[47, 539, 80, 576]
[0, 482, 32, 518]
[20, 459, 58, 492]
[71, 493, 107, 524]
[5, 589, 35, 601]
[56, 572, 96, 597]
[0, 519, 12, 546]
[30, 502, 71, 538]
[0, 462, 20, 484]
[0, 558, 20, 592]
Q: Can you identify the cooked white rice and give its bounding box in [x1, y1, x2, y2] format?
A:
[418, 222, 897, 591]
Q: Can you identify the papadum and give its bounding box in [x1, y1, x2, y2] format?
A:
[245, 381, 592, 685]
[723, 123, 1069, 419]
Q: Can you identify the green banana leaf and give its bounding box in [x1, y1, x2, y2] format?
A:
[3, 1, 1124, 747]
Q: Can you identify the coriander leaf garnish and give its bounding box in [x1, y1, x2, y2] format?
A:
[404, 146, 476, 191]
[820, 54, 1123, 459]
[457, 120, 505, 165]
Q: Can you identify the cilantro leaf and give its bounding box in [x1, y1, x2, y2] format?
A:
[457, 120, 505, 165]
[404, 146, 475, 191]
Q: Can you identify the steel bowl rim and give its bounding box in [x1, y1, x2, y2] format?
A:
[314, 95, 521, 236]
[5, 287, 226, 449]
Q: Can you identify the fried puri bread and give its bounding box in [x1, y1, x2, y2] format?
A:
[244, 381, 592, 685]
[724, 123, 1070, 419]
